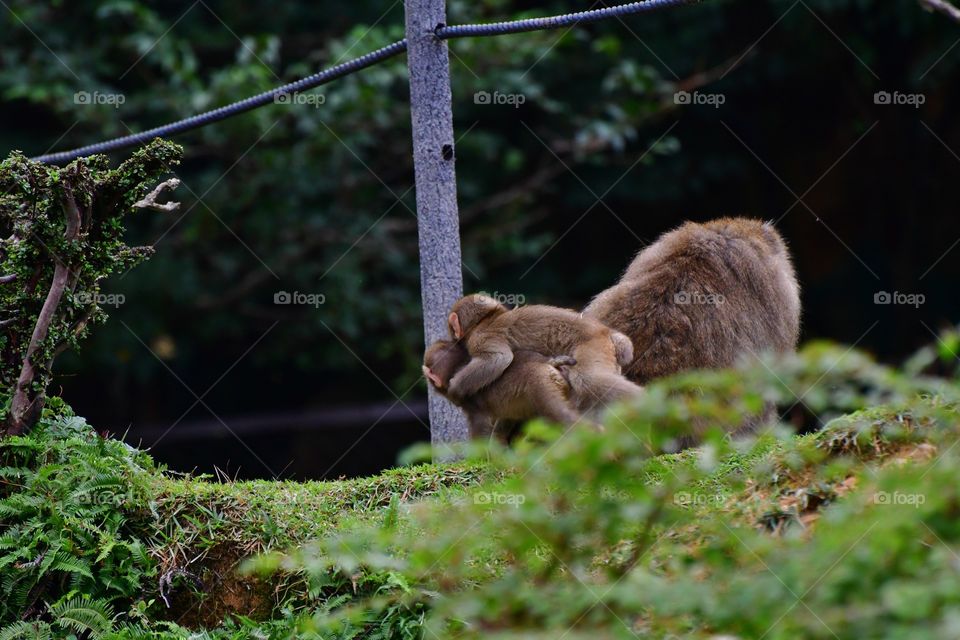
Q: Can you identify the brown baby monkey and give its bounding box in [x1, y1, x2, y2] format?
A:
[583, 217, 800, 384]
[423, 339, 580, 441]
[445, 294, 643, 415]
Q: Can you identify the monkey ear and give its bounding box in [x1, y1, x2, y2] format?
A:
[422, 365, 444, 389]
[448, 312, 462, 339]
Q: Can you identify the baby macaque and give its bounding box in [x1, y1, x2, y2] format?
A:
[583, 217, 800, 384]
[445, 294, 643, 414]
[423, 339, 580, 441]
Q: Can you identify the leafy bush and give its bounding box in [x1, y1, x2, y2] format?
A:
[0, 400, 160, 635]
[256, 341, 960, 639]
[0, 398, 487, 639]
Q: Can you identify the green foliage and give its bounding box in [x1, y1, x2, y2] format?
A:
[3, 0, 701, 395]
[0, 0, 957, 421]
[0, 402, 158, 628]
[0, 595, 115, 640]
[0, 139, 182, 431]
[50, 596, 115, 637]
[3, 337, 960, 638]
[0, 400, 486, 638]
[255, 340, 960, 639]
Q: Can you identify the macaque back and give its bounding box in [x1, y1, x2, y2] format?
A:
[448, 296, 613, 355]
[584, 217, 800, 384]
[445, 295, 644, 413]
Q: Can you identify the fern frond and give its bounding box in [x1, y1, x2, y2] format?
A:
[47, 551, 94, 579]
[49, 595, 114, 638]
[0, 621, 53, 640]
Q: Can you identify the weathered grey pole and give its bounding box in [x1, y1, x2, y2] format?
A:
[404, 0, 469, 449]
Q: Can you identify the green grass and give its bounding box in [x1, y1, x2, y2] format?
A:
[154, 461, 490, 552]
[146, 461, 492, 627]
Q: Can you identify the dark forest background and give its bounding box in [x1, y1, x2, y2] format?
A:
[1, 0, 957, 479]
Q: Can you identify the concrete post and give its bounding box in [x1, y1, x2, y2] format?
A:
[404, 0, 469, 449]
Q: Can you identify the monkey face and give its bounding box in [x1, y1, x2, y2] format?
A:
[423, 339, 470, 392]
[422, 365, 445, 390]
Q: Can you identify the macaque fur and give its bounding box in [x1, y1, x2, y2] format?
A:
[583, 217, 800, 384]
[423, 340, 580, 441]
[578, 217, 800, 445]
[445, 295, 642, 415]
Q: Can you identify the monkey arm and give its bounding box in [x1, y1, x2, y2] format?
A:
[547, 355, 577, 368]
[447, 338, 514, 402]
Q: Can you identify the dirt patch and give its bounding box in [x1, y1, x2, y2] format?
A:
[886, 441, 938, 466]
[753, 440, 939, 535]
[161, 546, 277, 628]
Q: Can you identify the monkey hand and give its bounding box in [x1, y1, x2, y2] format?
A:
[446, 370, 476, 403]
[445, 378, 469, 404]
[548, 355, 577, 369]
[446, 348, 514, 402]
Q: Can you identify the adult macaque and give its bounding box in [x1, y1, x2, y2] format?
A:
[445, 294, 642, 414]
[423, 339, 580, 441]
[583, 217, 800, 384]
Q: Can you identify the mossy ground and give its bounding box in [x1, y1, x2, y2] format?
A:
[149, 403, 945, 629]
[148, 462, 491, 626]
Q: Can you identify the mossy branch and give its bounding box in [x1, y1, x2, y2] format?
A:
[1, 138, 183, 435]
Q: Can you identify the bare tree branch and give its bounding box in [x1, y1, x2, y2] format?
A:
[0, 274, 16, 284]
[920, 0, 960, 22]
[135, 178, 181, 213]
[8, 185, 83, 433]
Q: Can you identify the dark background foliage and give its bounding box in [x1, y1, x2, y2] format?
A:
[1, 0, 957, 479]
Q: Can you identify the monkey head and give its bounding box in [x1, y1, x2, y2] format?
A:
[448, 294, 508, 340]
[423, 339, 471, 392]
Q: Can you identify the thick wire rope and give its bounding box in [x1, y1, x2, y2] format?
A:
[32, 0, 702, 164]
[31, 40, 409, 164]
[436, 0, 701, 39]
